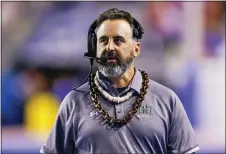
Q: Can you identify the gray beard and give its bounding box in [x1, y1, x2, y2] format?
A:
[96, 55, 133, 78]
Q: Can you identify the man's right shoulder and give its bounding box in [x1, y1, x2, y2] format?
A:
[62, 82, 90, 103]
[58, 82, 90, 112]
[72, 82, 90, 92]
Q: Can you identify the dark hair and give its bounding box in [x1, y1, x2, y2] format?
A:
[95, 8, 144, 40]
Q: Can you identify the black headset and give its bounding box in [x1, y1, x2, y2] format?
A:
[83, 20, 98, 67]
[73, 17, 144, 90]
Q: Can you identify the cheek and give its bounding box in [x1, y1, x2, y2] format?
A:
[118, 52, 131, 61]
[121, 47, 133, 57]
[96, 45, 102, 57]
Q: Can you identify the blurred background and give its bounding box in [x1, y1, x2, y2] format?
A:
[1, 2, 225, 154]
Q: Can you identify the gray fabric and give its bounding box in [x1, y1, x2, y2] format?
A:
[41, 69, 199, 154]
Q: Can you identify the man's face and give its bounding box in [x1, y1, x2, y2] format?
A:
[96, 19, 140, 77]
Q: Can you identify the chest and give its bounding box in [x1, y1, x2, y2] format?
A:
[75, 95, 169, 144]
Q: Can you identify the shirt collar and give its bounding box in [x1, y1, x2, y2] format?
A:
[129, 68, 142, 94]
[97, 68, 142, 95]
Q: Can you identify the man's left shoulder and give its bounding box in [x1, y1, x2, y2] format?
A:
[145, 79, 183, 112]
[147, 79, 177, 101]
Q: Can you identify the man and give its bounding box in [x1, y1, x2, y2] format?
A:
[40, 8, 199, 154]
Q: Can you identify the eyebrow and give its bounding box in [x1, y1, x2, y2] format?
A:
[98, 35, 125, 41]
[99, 36, 108, 41]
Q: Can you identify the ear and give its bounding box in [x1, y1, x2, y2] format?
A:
[133, 42, 140, 57]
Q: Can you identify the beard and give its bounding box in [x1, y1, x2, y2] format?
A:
[96, 50, 133, 78]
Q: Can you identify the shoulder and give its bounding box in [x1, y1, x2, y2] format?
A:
[66, 81, 90, 99]
[147, 79, 180, 111]
[148, 79, 177, 100]
[62, 82, 89, 101]
[72, 82, 90, 93]
[58, 82, 90, 115]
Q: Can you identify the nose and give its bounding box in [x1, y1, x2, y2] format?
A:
[106, 39, 115, 52]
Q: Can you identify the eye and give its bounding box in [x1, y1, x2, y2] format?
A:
[100, 38, 108, 44]
[114, 38, 123, 45]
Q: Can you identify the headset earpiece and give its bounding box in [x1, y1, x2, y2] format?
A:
[84, 20, 97, 59]
[91, 33, 97, 57]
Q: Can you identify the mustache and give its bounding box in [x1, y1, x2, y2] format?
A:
[99, 50, 120, 61]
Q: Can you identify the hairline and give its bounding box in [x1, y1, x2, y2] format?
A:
[95, 19, 137, 42]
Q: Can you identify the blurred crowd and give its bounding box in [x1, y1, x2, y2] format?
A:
[1, 1, 225, 153]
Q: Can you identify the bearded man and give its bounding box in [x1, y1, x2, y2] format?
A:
[40, 8, 199, 154]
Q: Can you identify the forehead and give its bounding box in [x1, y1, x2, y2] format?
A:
[96, 19, 133, 38]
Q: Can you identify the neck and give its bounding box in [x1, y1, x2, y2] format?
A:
[108, 66, 135, 88]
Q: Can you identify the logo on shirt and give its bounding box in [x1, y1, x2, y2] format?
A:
[137, 104, 152, 118]
[89, 105, 153, 118]
[89, 111, 99, 117]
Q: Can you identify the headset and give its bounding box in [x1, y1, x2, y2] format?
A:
[73, 17, 144, 90]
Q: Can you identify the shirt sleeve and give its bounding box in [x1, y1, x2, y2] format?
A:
[167, 90, 199, 154]
[40, 92, 76, 154]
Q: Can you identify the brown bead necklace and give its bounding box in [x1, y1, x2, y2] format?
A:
[88, 70, 149, 126]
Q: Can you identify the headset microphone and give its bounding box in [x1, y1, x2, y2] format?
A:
[84, 53, 108, 64]
[72, 53, 95, 90]
[96, 57, 108, 64]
